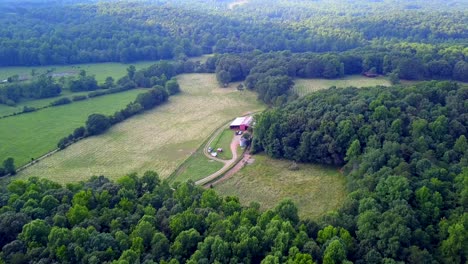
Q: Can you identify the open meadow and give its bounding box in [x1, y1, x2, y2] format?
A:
[293, 75, 391, 97]
[215, 154, 347, 219]
[0, 61, 160, 84]
[170, 151, 224, 183]
[17, 74, 265, 183]
[0, 89, 147, 167]
[209, 128, 237, 160]
[0, 90, 93, 117]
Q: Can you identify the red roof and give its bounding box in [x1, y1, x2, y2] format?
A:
[230, 116, 253, 127]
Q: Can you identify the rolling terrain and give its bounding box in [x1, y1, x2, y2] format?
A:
[17, 74, 265, 182]
[0, 89, 148, 167]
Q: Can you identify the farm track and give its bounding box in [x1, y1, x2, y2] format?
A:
[195, 130, 241, 186]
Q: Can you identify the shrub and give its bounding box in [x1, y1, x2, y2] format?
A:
[72, 95, 87, 101]
[50, 97, 71, 106]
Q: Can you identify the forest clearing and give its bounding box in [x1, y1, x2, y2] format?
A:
[215, 154, 347, 219]
[16, 74, 265, 182]
[0, 60, 160, 84]
[293, 75, 391, 97]
[0, 88, 147, 167]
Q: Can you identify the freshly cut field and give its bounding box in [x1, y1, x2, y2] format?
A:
[293, 75, 391, 97]
[17, 74, 265, 183]
[0, 89, 147, 167]
[215, 154, 347, 219]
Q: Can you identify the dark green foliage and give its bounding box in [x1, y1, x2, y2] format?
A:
[67, 73, 99, 92]
[21, 106, 36, 113]
[2, 157, 15, 175]
[0, 174, 319, 263]
[72, 95, 87, 101]
[85, 114, 111, 136]
[254, 81, 468, 262]
[49, 97, 71, 106]
[0, 76, 62, 104]
[165, 79, 180, 95]
[135, 86, 169, 110]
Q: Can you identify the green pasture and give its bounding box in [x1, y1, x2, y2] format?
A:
[0, 89, 147, 167]
[210, 129, 236, 160]
[215, 154, 347, 219]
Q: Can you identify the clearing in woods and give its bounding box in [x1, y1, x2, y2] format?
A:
[0, 89, 148, 167]
[0, 61, 161, 116]
[17, 74, 265, 183]
[293, 75, 391, 97]
[0, 60, 161, 84]
[215, 154, 347, 219]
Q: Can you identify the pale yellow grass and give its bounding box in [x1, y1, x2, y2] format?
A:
[215, 154, 347, 219]
[293, 75, 391, 97]
[17, 74, 265, 183]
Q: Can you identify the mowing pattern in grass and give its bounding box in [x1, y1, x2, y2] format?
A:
[171, 151, 224, 183]
[293, 75, 391, 97]
[0, 89, 147, 167]
[17, 74, 265, 183]
[215, 154, 347, 219]
[210, 129, 235, 160]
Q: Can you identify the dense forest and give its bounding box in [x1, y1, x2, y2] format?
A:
[0, 0, 466, 66]
[253, 81, 468, 262]
[0, 174, 331, 264]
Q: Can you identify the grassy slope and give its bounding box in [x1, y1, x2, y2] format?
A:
[215, 154, 347, 219]
[17, 74, 265, 183]
[293, 75, 391, 97]
[0, 61, 160, 116]
[210, 129, 235, 160]
[171, 151, 224, 183]
[0, 89, 147, 166]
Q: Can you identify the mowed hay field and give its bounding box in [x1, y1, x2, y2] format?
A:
[0, 89, 147, 167]
[17, 74, 265, 183]
[293, 75, 391, 97]
[215, 154, 347, 219]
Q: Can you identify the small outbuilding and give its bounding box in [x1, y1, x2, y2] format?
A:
[230, 116, 253, 131]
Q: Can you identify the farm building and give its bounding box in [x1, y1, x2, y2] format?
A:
[230, 116, 253, 131]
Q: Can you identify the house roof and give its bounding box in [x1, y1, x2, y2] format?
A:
[230, 116, 253, 127]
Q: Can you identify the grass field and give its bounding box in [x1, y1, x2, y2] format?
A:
[0, 90, 92, 117]
[293, 75, 391, 97]
[210, 129, 235, 160]
[17, 74, 265, 183]
[215, 154, 347, 219]
[0, 89, 147, 167]
[0, 60, 160, 84]
[170, 151, 224, 183]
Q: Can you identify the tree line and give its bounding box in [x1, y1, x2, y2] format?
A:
[0, 170, 358, 263]
[252, 81, 468, 263]
[208, 44, 468, 105]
